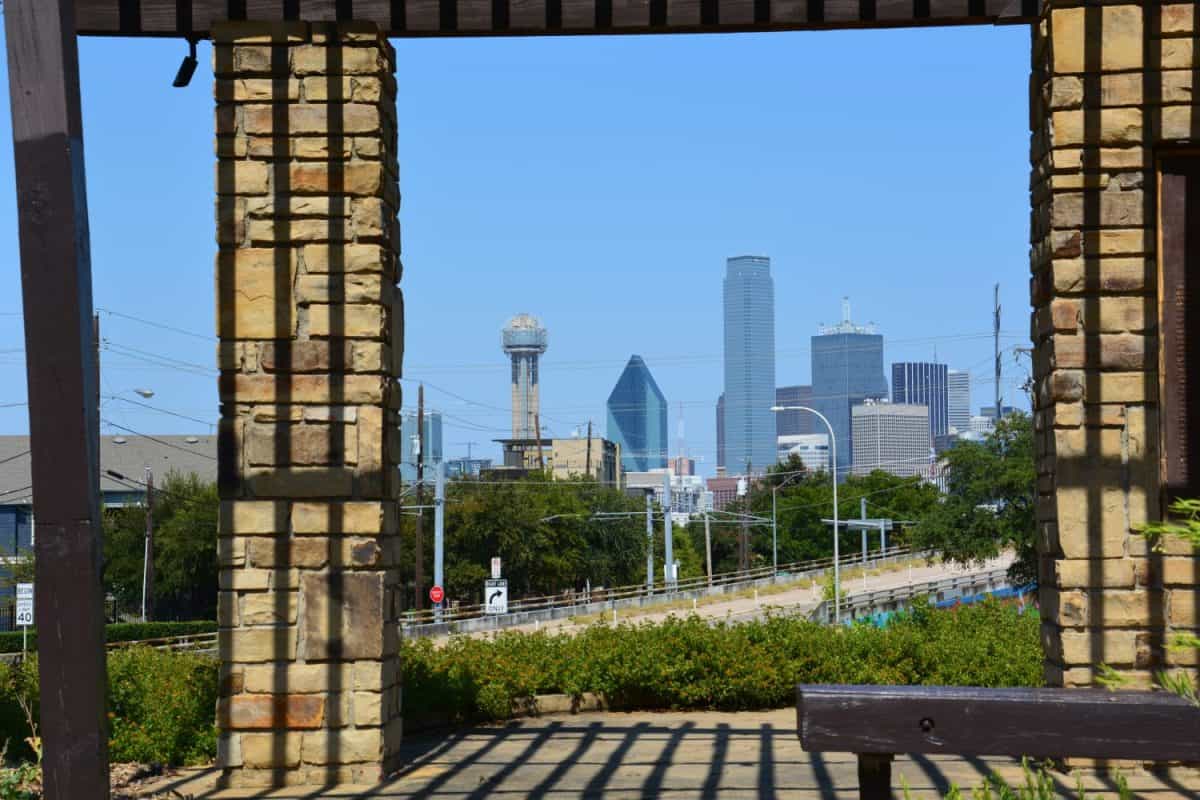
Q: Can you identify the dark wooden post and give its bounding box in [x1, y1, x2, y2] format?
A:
[3, 1, 109, 797]
[856, 753, 893, 800]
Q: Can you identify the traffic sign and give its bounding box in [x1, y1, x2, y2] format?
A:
[15, 584, 33, 628]
[429, 585, 444, 605]
[491, 557, 501, 580]
[484, 579, 508, 615]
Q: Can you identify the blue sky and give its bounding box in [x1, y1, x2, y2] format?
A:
[0, 24, 1033, 475]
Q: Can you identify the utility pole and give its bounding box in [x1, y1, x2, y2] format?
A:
[663, 471, 674, 589]
[535, 412, 545, 471]
[994, 283, 1002, 421]
[415, 383, 425, 611]
[645, 490, 654, 593]
[739, 460, 751, 573]
[860, 496, 868, 564]
[585, 420, 592, 479]
[433, 460, 444, 623]
[142, 466, 154, 622]
[703, 510, 713, 586]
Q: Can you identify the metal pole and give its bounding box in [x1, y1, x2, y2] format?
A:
[832, 425, 840, 625]
[142, 466, 154, 622]
[645, 491, 654, 593]
[772, 486, 778, 575]
[663, 472, 674, 589]
[994, 283, 1002, 420]
[860, 496, 867, 565]
[415, 384, 425, 610]
[880, 520, 887, 554]
[703, 511, 713, 586]
[434, 460, 445, 623]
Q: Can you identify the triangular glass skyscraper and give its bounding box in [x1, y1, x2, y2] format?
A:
[606, 355, 668, 473]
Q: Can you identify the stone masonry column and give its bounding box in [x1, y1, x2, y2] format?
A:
[213, 21, 402, 786]
[1031, 2, 1197, 691]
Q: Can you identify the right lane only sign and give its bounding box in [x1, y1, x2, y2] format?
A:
[484, 579, 507, 615]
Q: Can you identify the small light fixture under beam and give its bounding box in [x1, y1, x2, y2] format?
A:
[172, 39, 198, 88]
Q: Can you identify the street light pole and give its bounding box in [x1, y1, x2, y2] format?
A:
[771, 405, 839, 624]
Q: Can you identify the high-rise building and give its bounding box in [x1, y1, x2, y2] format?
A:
[775, 386, 814, 437]
[979, 405, 1020, 420]
[606, 355, 668, 473]
[892, 362, 948, 440]
[668, 456, 696, 476]
[777, 433, 831, 474]
[811, 299, 888, 479]
[947, 369, 971, 434]
[722, 255, 776, 473]
[501, 313, 548, 439]
[400, 410, 443, 482]
[851, 401, 930, 479]
[716, 393, 725, 469]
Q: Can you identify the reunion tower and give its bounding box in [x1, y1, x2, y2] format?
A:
[501, 314, 548, 439]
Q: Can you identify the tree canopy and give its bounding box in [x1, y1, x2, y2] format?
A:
[909, 412, 1036, 583]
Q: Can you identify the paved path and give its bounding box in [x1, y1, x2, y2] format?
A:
[144, 709, 1199, 798]
[493, 555, 1014, 638]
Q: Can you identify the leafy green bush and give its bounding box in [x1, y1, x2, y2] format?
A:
[403, 598, 1042, 720]
[0, 620, 216, 654]
[0, 648, 217, 767]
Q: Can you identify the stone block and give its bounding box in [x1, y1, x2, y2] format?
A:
[218, 536, 248, 567]
[1051, 190, 1144, 229]
[1161, 38, 1194, 70]
[350, 197, 387, 239]
[356, 406, 386, 476]
[216, 78, 301, 103]
[1054, 487, 1129, 559]
[301, 76, 385, 103]
[1051, 109, 1142, 146]
[244, 467, 356, 498]
[1053, 334, 1149, 370]
[303, 406, 357, 423]
[291, 137, 355, 160]
[221, 628, 298, 663]
[1051, 6, 1143, 74]
[307, 303, 384, 338]
[216, 249, 297, 340]
[295, 274, 384, 305]
[1162, 71, 1195, 104]
[247, 217, 353, 244]
[243, 662, 353, 694]
[241, 103, 381, 136]
[1094, 371, 1156, 404]
[302, 243, 386, 273]
[1098, 73, 1142, 108]
[301, 571, 386, 660]
[245, 195, 350, 218]
[218, 591, 239, 627]
[292, 45, 386, 76]
[1158, 558, 1200, 587]
[1060, 629, 1140, 666]
[1160, 105, 1200, 141]
[220, 374, 385, 405]
[1168, 591, 1199, 626]
[1163, 4, 1195, 33]
[216, 160, 270, 195]
[300, 729, 383, 765]
[1052, 147, 1146, 172]
[245, 422, 357, 467]
[240, 590, 299, 625]
[241, 733, 302, 769]
[289, 163, 384, 197]
[1052, 256, 1151, 294]
[259, 340, 354, 373]
[1053, 559, 1137, 589]
[352, 691, 383, 726]
[221, 694, 325, 730]
[352, 341, 387, 373]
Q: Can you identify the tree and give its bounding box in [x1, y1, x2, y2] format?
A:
[910, 412, 1036, 583]
[103, 471, 218, 621]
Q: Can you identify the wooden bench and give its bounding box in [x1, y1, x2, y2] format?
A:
[796, 685, 1200, 799]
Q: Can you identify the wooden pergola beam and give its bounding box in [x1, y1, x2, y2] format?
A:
[74, 0, 1037, 37]
[4, 1, 110, 799]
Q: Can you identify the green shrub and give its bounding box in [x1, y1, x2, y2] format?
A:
[0, 621, 216, 654]
[402, 598, 1042, 721]
[0, 648, 217, 767]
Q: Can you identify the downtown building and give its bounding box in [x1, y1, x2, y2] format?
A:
[400, 409, 443, 483]
[607, 355, 668, 473]
[851, 401, 931, 479]
[721, 256, 776, 473]
[810, 300, 888, 479]
[947, 369, 971, 434]
[892, 362, 948, 441]
[718, 385, 811, 469]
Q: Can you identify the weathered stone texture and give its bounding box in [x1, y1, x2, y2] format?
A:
[215, 20, 402, 787]
[1033, 2, 1198, 692]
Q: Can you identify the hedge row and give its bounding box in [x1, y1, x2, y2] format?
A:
[0, 647, 218, 765]
[0, 621, 216, 653]
[403, 598, 1043, 720]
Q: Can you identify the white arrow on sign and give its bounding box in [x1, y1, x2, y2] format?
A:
[484, 579, 508, 615]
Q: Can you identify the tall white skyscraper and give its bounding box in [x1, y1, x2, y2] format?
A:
[851, 402, 930, 479]
[947, 369, 971, 435]
[722, 256, 776, 473]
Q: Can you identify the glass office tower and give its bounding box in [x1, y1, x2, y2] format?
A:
[947, 369, 971, 434]
[722, 256, 776, 473]
[810, 300, 887, 479]
[607, 355, 668, 473]
[892, 362, 948, 440]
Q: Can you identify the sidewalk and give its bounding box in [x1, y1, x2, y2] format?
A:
[142, 708, 1200, 798]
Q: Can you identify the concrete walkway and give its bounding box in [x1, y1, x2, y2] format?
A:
[495, 555, 1015, 638]
[143, 709, 1200, 798]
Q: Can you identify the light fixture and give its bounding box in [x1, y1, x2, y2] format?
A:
[134, 388, 155, 398]
[172, 38, 198, 88]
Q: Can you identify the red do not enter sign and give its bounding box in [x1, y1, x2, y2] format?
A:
[429, 585, 444, 604]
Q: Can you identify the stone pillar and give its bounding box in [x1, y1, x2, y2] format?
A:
[214, 21, 402, 786]
[1031, 3, 1197, 689]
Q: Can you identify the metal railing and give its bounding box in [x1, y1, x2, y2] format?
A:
[808, 565, 1015, 624]
[400, 546, 920, 629]
[106, 631, 218, 656]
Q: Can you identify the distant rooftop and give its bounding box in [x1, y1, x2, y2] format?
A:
[817, 296, 878, 336]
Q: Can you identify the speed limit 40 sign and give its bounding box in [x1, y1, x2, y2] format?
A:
[15, 584, 32, 628]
